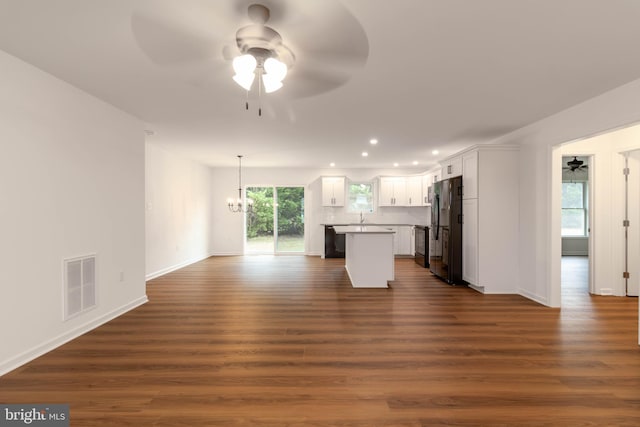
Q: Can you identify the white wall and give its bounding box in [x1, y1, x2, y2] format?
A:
[211, 167, 429, 256]
[491, 77, 640, 313]
[0, 50, 146, 375]
[145, 143, 213, 279]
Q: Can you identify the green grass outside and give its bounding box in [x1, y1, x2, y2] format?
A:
[246, 234, 304, 253]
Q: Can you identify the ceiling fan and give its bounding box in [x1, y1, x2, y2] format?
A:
[130, 0, 369, 100]
[229, 4, 294, 95]
[563, 156, 588, 172]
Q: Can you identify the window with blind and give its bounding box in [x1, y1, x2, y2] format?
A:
[561, 182, 588, 236]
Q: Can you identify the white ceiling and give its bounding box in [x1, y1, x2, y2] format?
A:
[2, 0, 640, 169]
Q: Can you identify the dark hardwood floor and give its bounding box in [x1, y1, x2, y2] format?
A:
[1, 256, 638, 426]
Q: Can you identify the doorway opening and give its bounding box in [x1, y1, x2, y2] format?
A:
[560, 155, 592, 301]
[551, 122, 640, 307]
[245, 186, 305, 254]
[623, 150, 640, 297]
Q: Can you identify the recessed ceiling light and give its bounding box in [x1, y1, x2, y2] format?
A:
[393, 162, 399, 167]
[412, 161, 419, 165]
[330, 162, 335, 167]
[370, 138, 378, 145]
[362, 152, 368, 157]
[432, 150, 439, 155]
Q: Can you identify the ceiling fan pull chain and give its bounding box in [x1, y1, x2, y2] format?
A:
[258, 69, 263, 117]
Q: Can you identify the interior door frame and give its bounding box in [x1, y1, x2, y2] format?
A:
[559, 153, 595, 295]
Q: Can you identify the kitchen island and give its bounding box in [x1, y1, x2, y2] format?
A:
[333, 225, 395, 288]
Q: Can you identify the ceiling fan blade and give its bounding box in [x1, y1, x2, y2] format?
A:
[263, 0, 369, 77]
[131, 13, 228, 66]
[130, 0, 242, 67]
[284, 62, 351, 99]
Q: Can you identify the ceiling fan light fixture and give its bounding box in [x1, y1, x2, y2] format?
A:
[231, 5, 294, 104]
[233, 54, 257, 76]
[233, 72, 255, 91]
[264, 57, 287, 81]
[262, 74, 283, 93]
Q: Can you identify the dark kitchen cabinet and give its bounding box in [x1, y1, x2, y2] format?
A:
[324, 226, 345, 258]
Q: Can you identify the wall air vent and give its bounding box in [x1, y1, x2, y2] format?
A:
[64, 255, 97, 320]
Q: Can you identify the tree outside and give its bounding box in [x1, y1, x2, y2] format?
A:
[246, 187, 274, 238]
[245, 187, 304, 252]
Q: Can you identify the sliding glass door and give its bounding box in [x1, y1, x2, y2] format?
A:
[275, 187, 304, 252]
[245, 187, 275, 253]
[245, 186, 304, 254]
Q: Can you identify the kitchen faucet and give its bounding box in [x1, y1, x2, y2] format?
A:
[359, 211, 365, 224]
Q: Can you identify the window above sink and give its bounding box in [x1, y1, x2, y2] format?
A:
[347, 181, 375, 213]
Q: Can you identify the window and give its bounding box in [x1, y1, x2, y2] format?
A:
[347, 182, 374, 213]
[562, 182, 588, 236]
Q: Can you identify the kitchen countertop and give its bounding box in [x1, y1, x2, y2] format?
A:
[333, 225, 396, 234]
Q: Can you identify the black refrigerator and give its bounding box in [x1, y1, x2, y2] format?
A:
[429, 176, 463, 285]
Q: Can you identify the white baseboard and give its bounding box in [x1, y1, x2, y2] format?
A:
[146, 254, 212, 281]
[468, 284, 484, 293]
[0, 295, 148, 377]
[210, 251, 243, 257]
[518, 288, 550, 306]
[211, 252, 322, 257]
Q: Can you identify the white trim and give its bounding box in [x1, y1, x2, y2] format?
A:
[468, 284, 484, 293]
[440, 144, 520, 163]
[0, 295, 148, 377]
[209, 251, 243, 257]
[562, 250, 589, 256]
[549, 146, 562, 307]
[518, 288, 549, 306]
[145, 254, 212, 281]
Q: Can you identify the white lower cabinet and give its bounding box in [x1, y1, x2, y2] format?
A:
[397, 226, 413, 255]
[385, 225, 413, 255]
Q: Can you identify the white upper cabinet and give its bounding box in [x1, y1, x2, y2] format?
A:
[462, 151, 478, 199]
[322, 176, 345, 207]
[379, 176, 407, 206]
[441, 156, 462, 179]
[421, 173, 432, 206]
[406, 176, 423, 206]
[421, 168, 440, 205]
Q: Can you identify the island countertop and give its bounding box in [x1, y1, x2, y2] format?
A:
[333, 225, 396, 234]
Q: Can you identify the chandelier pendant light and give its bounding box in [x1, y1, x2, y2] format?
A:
[227, 155, 253, 213]
[231, 4, 294, 115]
